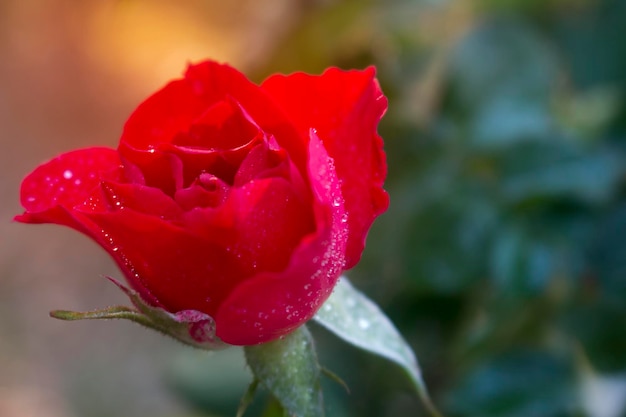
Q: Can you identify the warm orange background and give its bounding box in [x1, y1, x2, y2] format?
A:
[0, 1, 302, 416]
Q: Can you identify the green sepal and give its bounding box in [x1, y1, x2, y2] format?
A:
[50, 277, 228, 351]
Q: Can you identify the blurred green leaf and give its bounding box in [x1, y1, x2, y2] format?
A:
[587, 204, 626, 304]
[254, 0, 626, 415]
[401, 194, 496, 293]
[446, 350, 577, 417]
[165, 349, 252, 416]
[565, 302, 626, 373]
[445, 18, 559, 149]
[498, 142, 624, 205]
[552, 0, 626, 90]
[490, 225, 555, 295]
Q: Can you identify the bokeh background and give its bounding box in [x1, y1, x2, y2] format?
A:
[2, 0, 626, 416]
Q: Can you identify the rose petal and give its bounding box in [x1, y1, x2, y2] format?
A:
[233, 142, 289, 186]
[184, 63, 306, 168]
[215, 132, 347, 345]
[80, 208, 243, 316]
[120, 80, 210, 150]
[76, 175, 315, 325]
[99, 181, 183, 220]
[16, 147, 121, 227]
[174, 174, 230, 210]
[228, 177, 316, 274]
[262, 67, 389, 268]
[173, 98, 260, 151]
[234, 138, 311, 205]
[159, 133, 263, 187]
[182, 176, 316, 275]
[118, 142, 184, 196]
[121, 61, 308, 179]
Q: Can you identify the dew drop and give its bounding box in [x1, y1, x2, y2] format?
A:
[63, 170, 73, 180]
[358, 318, 370, 330]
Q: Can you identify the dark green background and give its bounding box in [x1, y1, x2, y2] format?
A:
[222, 0, 626, 415]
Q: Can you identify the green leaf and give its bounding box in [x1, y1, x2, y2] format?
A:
[500, 144, 623, 204]
[446, 350, 576, 417]
[447, 18, 559, 149]
[244, 326, 324, 417]
[164, 348, 253, 416]
[313, 277, 442, 417]
[237, 379, 260, 417]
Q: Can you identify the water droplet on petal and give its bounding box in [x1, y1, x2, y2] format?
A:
[63, 170, 73, 180]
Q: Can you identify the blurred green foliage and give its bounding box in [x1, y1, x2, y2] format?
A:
[169, 0, 626, 416]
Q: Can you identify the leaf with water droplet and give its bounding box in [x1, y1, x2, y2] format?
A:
[313, 277, 442, 417]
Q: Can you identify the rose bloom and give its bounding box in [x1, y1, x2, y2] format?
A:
[16, 61, 388, 345]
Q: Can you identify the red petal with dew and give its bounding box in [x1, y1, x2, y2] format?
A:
[15, 147, 122, 230]
[75, 175, 315, 330]
[262, 67, 388, 269]
[215, 132, 347, 345]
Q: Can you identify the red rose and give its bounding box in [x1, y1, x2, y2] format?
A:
[16, 61, 388, 345]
